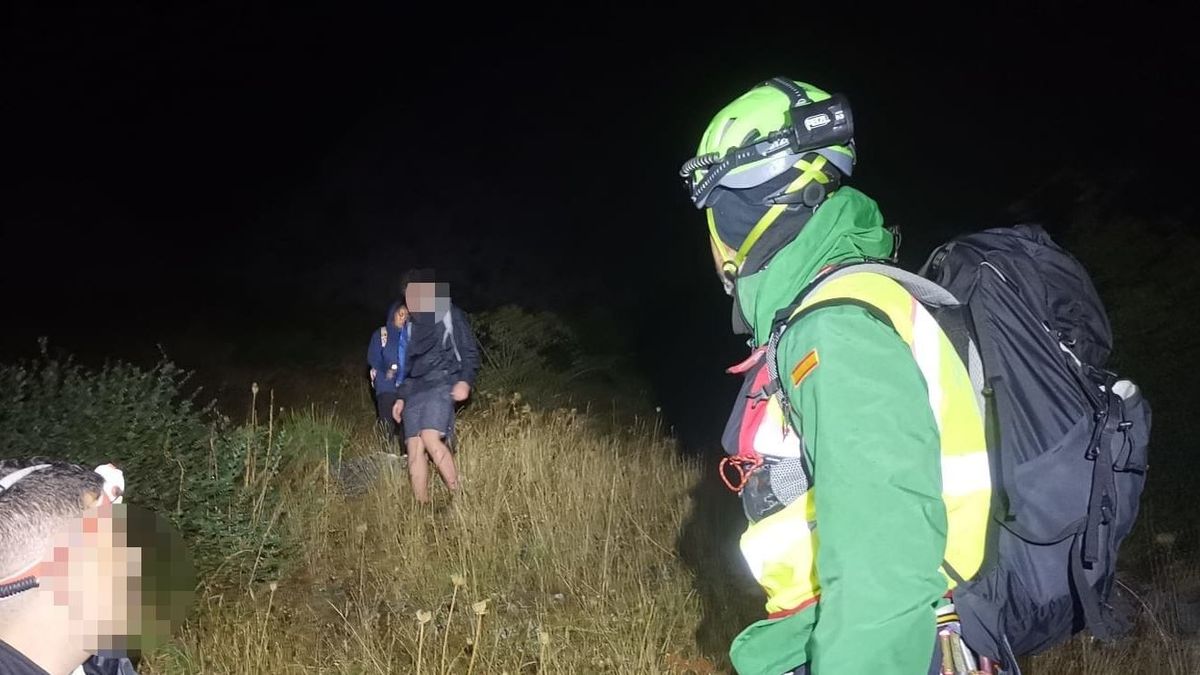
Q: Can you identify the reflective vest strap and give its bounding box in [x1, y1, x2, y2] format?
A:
[792, 272, 987, 444]
[738, 270, 992, 616]
[739, 490, 821, 616]
[789, 271, 992, 586]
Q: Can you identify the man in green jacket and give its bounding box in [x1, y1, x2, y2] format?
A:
[680, 78, 991, 674]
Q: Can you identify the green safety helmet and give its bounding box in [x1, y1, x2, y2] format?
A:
[680, 77, 856, 210]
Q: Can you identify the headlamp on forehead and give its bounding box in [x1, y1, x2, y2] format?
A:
[680, 92, 854, 209]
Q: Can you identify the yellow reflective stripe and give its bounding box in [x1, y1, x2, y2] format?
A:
[739, 490, 820, 614]
[796, 273, 987, 454]
[912, 303, 945, 431]
[734, 204, 787, 266]
[943, 498, 990, 582]
[936, 339, 987, 457]
[733, 155, 831, 267]
[794, 154, 830, 185]
[796, 273, 916, 344]
[792, 271, 992, 587]
[706, 207, 720, 245]
[940, 451, 991, 497]
[707, 208, 738, 268]
[743, 270, 992, 605]
[740, 492, 815, 579]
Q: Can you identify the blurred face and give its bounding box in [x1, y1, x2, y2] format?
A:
[405, 282, 433, 313]
[35, 502, 193, 658]
[32, 503, 140, 653]
[392, 306, 409, 328]
[405, 282, 450, 314]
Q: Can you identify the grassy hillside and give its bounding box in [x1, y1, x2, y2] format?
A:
[2, 274, 1198, 672]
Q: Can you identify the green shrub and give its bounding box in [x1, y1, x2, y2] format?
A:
[0, 342, 285, 585]
[471, 305, 650, 414]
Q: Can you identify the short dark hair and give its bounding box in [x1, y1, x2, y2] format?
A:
[0, 459, 104, 576]
[401, 268, 437, 289]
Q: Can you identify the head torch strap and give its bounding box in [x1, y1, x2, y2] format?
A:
[690, 134, 793, 208]
[0, 464, 51, 491]
[761, 77, 812, 107]
[0, 575, 39, 599]
[0, 463, 124, 503]
[680, 152, 721, 178]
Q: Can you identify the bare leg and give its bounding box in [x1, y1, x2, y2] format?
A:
[419, 429, 459, 493]
[406, 436, 430, 503]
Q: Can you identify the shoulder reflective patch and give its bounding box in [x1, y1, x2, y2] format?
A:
[379, 326, 388, 348]
[790, 349, 820, 387]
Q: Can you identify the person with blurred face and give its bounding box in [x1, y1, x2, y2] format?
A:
[390, 269, 480, 505]
[0, 460, 191, 675]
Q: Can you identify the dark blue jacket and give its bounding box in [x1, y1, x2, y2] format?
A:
[366, 301, 410, 394]
[395, 304, 480, 400]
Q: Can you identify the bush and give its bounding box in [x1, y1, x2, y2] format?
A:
[472, 305, 650, 414]
[0, 342, 285, 584]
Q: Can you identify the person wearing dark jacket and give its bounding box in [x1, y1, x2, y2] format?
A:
[366, 301, 410, 441]
[391, 270, 480, 504]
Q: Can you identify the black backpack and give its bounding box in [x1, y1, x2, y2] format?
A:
[719, 225, 1150, 673]
[917, 224, 1151, 669]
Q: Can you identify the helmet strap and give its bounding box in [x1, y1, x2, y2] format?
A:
[730, 154, 834, 269]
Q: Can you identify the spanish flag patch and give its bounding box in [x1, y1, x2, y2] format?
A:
[790, 349, 820, 387]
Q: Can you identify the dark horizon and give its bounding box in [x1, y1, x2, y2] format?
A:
[3, 7, 1194, 447]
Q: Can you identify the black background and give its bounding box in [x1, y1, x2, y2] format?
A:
[3, 6, 1194, 447]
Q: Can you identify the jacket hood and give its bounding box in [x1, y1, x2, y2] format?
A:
[734, 186, 891, 344]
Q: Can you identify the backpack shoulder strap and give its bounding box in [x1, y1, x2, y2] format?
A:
[817, 262, 963, 308]
[441, 310, 462, 362]
[768, 261, 963, 331]
[767, 262, 985, 419]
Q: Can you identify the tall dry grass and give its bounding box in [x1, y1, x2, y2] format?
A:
[16, 350, 1191, 674]
[142, 393, 719, 674]
[138, 384, 1200, 674]
[1023, 549, 1200, 674]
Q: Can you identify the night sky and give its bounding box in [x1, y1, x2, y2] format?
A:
[3, 6, 1193, 447]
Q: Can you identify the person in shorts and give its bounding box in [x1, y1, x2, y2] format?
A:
[391, 269, 479, 504]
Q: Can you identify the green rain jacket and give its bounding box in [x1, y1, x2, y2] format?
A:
[728, 187, 949, 674]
